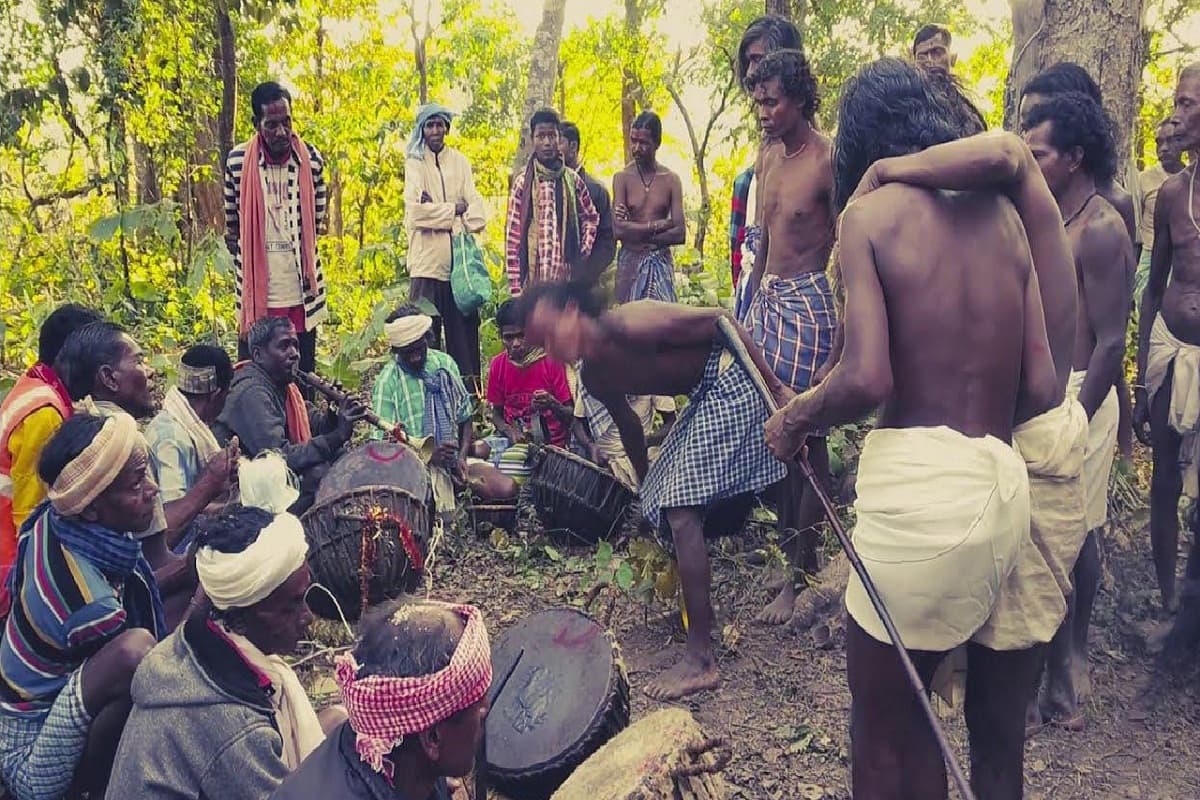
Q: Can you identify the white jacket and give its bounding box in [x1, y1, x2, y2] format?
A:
[404, 146, 487, 280]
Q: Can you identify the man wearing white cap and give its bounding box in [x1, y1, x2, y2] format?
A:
[106, 504, 345, 800]
[371, 306, 475, 518]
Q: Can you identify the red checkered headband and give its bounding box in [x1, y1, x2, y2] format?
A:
[335, 603, 493, 778]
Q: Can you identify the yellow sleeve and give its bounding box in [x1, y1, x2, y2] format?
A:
[9, 406, 64, 527]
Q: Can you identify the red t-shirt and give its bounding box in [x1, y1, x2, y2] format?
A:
[486, 353, 573, 447]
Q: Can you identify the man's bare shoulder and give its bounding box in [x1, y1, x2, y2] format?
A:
[1078, 198, 1133, 264]
[1158, 168, 1190, 204]
[844, 184, 933, 228]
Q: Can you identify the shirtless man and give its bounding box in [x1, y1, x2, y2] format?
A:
[765, 58, 1060, 800]
[1021, 93, 1133, 730]
[743, 48, 837, 624]
[612, 111, 686, 304]
[1134, 64, 1200, 657]
[1019, 62, 1138, 460]
[519, 285, 787, 700]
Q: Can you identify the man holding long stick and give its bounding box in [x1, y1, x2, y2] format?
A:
[764, 59, 1060, 799]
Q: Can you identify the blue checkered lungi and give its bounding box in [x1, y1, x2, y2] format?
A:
[0, 669, 92, 800]
[618, 246, 677, 304]
[640, 344, 787, 530]
[746, 271, 836, 393]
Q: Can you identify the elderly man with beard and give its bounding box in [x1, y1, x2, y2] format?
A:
[272, 598, 491, 800]
[106, 504, 345, 799]
[0, 413, 164, 800]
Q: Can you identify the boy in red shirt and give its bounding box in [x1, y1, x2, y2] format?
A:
[487, 300, 574, 447]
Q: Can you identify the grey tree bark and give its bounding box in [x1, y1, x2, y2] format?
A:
[510, 0, 568, 178]
[1003, 0, 1146, 183]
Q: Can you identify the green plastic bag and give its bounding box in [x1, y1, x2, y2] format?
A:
[450, 231, 490, 315]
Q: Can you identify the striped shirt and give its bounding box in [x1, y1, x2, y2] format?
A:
[224, 138, 330, 331]
[0, 510, 153, 718]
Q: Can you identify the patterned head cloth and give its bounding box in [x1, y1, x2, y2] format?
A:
[335, 603, 492, 780]
[48, 412, 141, 516]
[178, 364, 219, 395]
[406, 103, 455, 161]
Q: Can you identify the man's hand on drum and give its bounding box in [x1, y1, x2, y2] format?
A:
[432, 441, 464, 480]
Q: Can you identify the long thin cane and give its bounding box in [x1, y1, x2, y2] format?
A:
[716, 317, 976, 800]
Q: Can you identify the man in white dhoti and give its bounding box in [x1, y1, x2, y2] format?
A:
[765, 59, 1060, 800]
[1135, 63, 1200, 659]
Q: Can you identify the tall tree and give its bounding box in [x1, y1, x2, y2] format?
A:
[1003, 0, 1146, 173]
[511, 0, 568, 177]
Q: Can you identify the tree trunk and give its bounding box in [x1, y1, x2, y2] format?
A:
[620, 0, 643, 163]
[1003, 0, 1145, 181]
[215, 0, 237, 170]
[765, 0, 791, 16]
[133, 139, 161, 205]
[511, 0, 568, 177]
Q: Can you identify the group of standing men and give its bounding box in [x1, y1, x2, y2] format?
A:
[517, 15, 1200, 800]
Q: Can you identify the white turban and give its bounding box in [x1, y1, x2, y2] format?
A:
[239, 451, 300, 514]
[196, 512, 309, 610]
[385, 315, 433, 348]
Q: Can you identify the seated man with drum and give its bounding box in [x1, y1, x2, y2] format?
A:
[272, 597, 491, 800]
[107, 504, 345, 800]
[372, 307, 515, 517]
[487, 299, 574, 448]
[520, 282, 787, 700]
[144, 344, 240, 556]
[213, 316, 367, 515]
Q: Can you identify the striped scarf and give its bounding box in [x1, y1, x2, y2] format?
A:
[11, 502, 165, 638]
[420, 368, 468, 445]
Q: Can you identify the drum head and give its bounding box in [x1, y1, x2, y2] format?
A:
[315, 441, 430, 506]
[487, 608, 619, 775]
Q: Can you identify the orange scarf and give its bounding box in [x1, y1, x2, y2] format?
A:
[238, 133, 319, 336]
[234, 362, 312, 444]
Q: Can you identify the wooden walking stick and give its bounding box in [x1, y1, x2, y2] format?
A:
[716, 316, 977, 800]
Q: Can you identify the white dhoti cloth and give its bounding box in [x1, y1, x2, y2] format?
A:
[1067, 369, 1119, 530]
[974, 398, 1087, 650]
[845, 426, 1029, 652]
[1146, 314, 1200, 498]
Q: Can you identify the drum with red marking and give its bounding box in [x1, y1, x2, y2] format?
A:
[486, 608, 630, 799]
[301, 441, 432, 621]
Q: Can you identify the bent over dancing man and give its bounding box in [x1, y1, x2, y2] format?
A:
[520, 284, 788, 701]
[765, 58, 1060, 800]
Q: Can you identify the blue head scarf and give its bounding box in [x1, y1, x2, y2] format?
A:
[406, 103, 455, 160]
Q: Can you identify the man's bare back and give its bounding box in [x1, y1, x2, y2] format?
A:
[579, 301, 724, 400]
[851, 185, 1047, 441]
[1068, 197, 1135, 368]
[757, 136, 835, 280]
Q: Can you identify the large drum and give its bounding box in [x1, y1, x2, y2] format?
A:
[551, 708, 731, 800]
[301, 441, 432, 621]
[486, 608, 630, 799]
[527, 446, 636, 542]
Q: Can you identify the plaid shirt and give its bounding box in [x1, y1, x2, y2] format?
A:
[730, 166, 755, 285]
[370, 350, 472, 440]
[224, 138, 329, 330]
[504, 167, 600, 295]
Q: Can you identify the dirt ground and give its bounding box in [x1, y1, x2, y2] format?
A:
[299, 498, 1200, 799]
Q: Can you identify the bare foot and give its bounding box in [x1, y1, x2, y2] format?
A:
[762, 565, 789, 592]
[1040, 685, 1082, 733]
[757, 584, 796, 625]
[643, 654, 719, 700]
